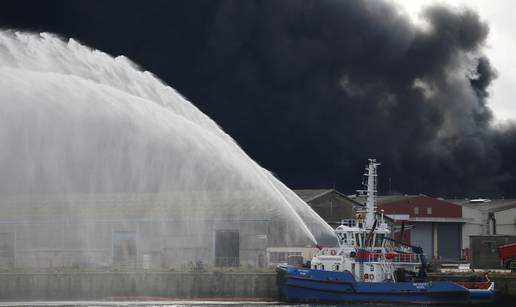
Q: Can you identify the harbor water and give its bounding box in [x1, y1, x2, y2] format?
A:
[0, 301, 513, 307]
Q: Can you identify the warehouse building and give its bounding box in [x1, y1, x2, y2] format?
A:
[449, 198, 516, 268]
[450, 198, 516, 237]
[293, 189, 363, 227]
[0, 191, 332, 271]
[377, 195, 468, 260]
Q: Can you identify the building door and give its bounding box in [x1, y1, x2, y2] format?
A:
[437, 223, 461, 259]
[215, 230, 239, 267]
[411, 223, 433, 258]
[113, 231, 137, 268]
[0, 232, 15, 269]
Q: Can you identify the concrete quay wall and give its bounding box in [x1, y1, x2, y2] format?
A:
[0, 272, 277, 300]
[2, 271, 516, 301]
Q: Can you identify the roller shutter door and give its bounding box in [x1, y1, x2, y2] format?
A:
[411, 223, 433, 258]
[437, 223, 461, 259]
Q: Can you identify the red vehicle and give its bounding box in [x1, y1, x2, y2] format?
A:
[497, 242, 516, 270]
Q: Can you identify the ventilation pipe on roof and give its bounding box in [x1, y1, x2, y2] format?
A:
[488, 212, 496, 235]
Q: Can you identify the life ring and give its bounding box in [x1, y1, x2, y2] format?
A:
[371, 274, 374, 280]
[350, 251, 356, 258]
[330, 250, 336, 256]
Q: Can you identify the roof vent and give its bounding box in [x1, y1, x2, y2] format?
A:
[469, 198, 491, 203]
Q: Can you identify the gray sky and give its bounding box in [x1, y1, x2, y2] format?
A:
[393, 0, 516, 123]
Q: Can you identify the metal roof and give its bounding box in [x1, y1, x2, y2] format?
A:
[408, 217, 473, 223]
[447, 198, 516, 213]
[293, 189, 334, 202]
[293, 189, 398, 223]
[293, 189, 363, 206]
[353, 194, 420, 205]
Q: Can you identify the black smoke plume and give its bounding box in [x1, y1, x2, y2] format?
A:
[1, 0, 515, 197]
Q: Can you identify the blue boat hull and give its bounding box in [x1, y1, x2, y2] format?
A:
[277, 266, 495, 304]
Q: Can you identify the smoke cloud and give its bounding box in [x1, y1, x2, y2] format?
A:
[1, 0, 515, 197]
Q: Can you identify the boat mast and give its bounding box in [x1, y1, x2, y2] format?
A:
[361, 159, 380, 229]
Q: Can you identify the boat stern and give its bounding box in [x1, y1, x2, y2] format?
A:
[467, 282, 496, 304]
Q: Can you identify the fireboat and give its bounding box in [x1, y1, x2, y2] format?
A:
[276, 159, 495, 304]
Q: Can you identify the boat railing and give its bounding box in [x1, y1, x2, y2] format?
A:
[385, 252, 421, 264]
[357, 251, 421, 264]
[318, 247, 340, 256]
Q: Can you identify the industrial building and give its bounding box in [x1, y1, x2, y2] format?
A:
[449, 198, 516, 268]
[0, 192, 334, 271]
[450, 198, 516, 237]
[377, 195, 467, 260]
[6, 187, 512, 271]
[373, 195, 516, 266]
[293, 189, 363, 227]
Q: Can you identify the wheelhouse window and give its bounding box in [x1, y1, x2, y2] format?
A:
[340, 232, 348, 244]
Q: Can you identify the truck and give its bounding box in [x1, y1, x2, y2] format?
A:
[497, 242, 516, 271]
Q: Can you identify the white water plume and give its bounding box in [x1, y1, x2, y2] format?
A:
[0, 31, 335, 269]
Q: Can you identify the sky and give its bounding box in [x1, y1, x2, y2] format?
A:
[0, 0, 515, 198]
[394, 0, 516, 123]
